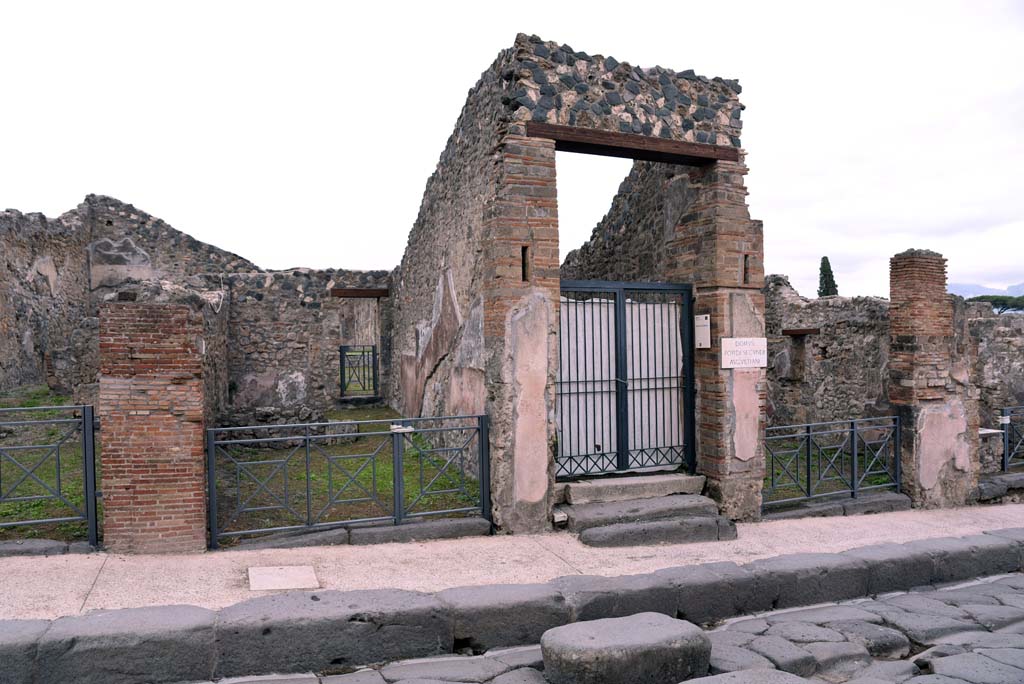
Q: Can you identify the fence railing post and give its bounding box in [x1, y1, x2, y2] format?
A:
[894, 416, 902, 492]
[850, 420, 859, 499]
[1004, 408, 1012, 472]
[392, 427, 405, 525]
[207, 428, 219, 550]
[804, 425, 813, 498]
[339, 346, 347, 397]
[82, 405, 99, 548]
[372, 345, 380, 397]
[478, 415, 492, 526]
[304, 425, 313, 525]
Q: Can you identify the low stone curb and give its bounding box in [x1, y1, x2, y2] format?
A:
[3, 528, 1024, 683]
[762, 492, 912, 521]
[0, 538, 97, 557]
[234, 517, 492, 550]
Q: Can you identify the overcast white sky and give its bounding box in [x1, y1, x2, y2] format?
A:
[3, 1, 1022, 298]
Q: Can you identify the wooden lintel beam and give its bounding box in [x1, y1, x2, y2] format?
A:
[329, 287, 390, 299]
[525, 122, 740, 166]
[782, 328, 820, 336]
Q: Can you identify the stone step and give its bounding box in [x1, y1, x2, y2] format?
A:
[579, 516, 737, 547]
[564, 473, 706, 505]
[556, 494, 719, 532]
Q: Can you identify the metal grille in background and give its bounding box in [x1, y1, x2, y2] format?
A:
[763, 416, 901, 508]
[556, 281, 695, 480]
[0, 405, 99, 546]
[207, 415, 490, 547]
[340, 345, 379, 397]
[1003, 406, 1024, 471]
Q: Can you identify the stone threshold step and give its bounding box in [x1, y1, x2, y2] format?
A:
[555, 494, 720, 532]
[563, 473, 706, 505]
[762, 492, 911, 521]
[580, 515, 738, 547]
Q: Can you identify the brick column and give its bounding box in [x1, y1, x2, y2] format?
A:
[482, 134, 560, 533]
[98, 303, 208, 553]
[666, 158, 766, 521]
[889, 250, 978, 507]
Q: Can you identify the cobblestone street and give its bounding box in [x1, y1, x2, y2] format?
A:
[304, 573, 1024, 684]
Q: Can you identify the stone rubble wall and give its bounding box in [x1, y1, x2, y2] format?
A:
[765, 274, 1024, 474]
[1, 196, 389, 425]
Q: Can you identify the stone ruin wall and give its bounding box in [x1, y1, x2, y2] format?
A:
[0, 195, 389, 425]
[385, 46, 514, 421]
[765, 276, 1024, 473]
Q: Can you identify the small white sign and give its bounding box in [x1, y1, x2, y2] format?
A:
[721, 337, 768, 369]
[695, 315, 711, 349]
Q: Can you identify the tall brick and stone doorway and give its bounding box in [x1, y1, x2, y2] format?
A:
[556, 280, 695, 480]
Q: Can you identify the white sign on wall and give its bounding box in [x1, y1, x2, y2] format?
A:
[721, 337, 768, 369]
[694, 315, 711, 349]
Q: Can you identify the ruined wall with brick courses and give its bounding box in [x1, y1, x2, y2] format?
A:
[98, 303, 209, 554]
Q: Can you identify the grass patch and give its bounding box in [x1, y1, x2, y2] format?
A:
[0, 386, 97, 543]
[213, 406, 483, 543]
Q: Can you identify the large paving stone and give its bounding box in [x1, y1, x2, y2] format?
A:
[0, 619, 50, 684]
[930, 652, 1024, 684]
[551, 573, 676, 621]
[802, 641, 872, 678]
[321, 670, 387, 684]
[557, 494, 718, 532]
[747, 635, 816, 676]
[218, 675, 320, 683]
[485, 645, 543, 670]
[767, 622, 846, 643]
[935, 631, 1024, 649]
[975, 648, 1024, 671]
[872, 609, 978, 645]
[541, 612, 710, 684]
[215, 590, 451, 677]
[687, 672, 813, 683]
[349, 518, 491, 545]
[764, 605, 882, 625]
[854, 659, 920, 682]
[842, 542, 937, 594]
[36, 605, 216, 684]
[903, 676, 975, 684]
[564, 474, 705, 504]
[961, 603, 1024, 630]
[747, 553, 870, 608]
[0, 538, 67, 556]
[438, 583, 569, 651]
[885, 594, 973, 620]
[709, 630, 757, 648]
[657, 561, 773, 624]
[826, 620, 911, 658]
[578, 515, 732, 547]
[708, 644, 775, 674]
[489, 669, 547, 684]
[379, 654, 510, 682]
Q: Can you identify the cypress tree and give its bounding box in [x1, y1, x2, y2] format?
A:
[818, 256, 838, 297]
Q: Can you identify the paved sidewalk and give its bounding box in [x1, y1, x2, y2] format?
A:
[4, 504, 1024, 620]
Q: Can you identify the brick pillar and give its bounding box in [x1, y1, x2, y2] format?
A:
[482, 134, 560, 533]
[889, 250, 978, 507]
[98, 303, 208, 553]
[666, 158, 766, 521]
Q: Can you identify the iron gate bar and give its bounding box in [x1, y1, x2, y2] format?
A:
[557, 280, 695, 479]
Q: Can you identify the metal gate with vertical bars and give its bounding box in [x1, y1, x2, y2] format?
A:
[556, 280, 695, 479]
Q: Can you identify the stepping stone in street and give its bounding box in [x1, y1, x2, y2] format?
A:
[247, 566, 319, 591]
[540, 612, 710, 684]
